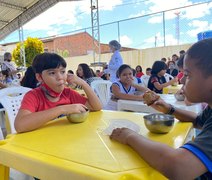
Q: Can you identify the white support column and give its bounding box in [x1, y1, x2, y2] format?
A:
[90, 0, 101, 64]
[18, 25, 26, 68]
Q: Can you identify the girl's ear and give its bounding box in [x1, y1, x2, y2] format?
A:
[35, 73, 43, 83]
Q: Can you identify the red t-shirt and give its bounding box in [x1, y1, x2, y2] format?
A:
[136, 72, 144, 78]
[20, 87, 87, 112]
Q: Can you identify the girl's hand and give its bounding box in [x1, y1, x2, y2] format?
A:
[110, 128, 137, 144]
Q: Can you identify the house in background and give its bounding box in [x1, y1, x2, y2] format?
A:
[0, 32, 135, 58]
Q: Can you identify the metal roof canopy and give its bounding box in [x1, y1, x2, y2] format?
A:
[0, 0, 80, 41]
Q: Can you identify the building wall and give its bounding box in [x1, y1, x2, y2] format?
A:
[65, 43, 192, 73]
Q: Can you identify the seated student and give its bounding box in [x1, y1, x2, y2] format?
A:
[110, 38, 212, 179]
[76, 63, 102, 86]
[140, 68, 151, 88]
[14, 53, 102, 133]
[0, 71, 7, 89]
[135, 65, 144, 78]
[177, 55, 185, 84]
[105, 64, 148, 110]
[167, 60, 178, 78]
[148, 61, 178, 94]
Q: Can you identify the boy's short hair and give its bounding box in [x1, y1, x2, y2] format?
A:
[186, 38, 212, 77]
[32, 53, 66, 73]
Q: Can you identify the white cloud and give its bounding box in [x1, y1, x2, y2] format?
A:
[129, 10, 146, 18]
[142, 32, 178, 48]
[23, 0, 124, 32]
[120, 35, 133, 46]
[182, 3, 212, 19]
[132, 0, 211, 25]
[187, 20, 211, 37]
[148, 15, 163, 24]
[145, 0, 191, 13]
[24, 2, 78, 31]
[73, 0, 123, 14]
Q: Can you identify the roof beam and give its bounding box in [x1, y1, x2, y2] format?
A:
[0, 19, 9, 24]
[0, 0, 79, 41]
[0, 1, 26, 11]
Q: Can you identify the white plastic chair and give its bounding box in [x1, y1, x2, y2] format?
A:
[0, 126, 4, 140]
[0, 86, 31, 134]
[91, 80, 112, 108]
[140, 75, 150, 87]
[164, 73, 174, 82]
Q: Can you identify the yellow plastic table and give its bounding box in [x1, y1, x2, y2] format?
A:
[0, 110, 193, 180]
[163, 84, 183, 94]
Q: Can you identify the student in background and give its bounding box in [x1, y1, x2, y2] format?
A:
[76, 63, 102, 86]
[135, 65, 144, 78]
[148, 61, 178, 94]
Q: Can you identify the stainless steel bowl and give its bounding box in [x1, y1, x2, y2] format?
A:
[143, 113, 174, 134]
[67, 110, 89, 123]
[174, 93, 185, 101]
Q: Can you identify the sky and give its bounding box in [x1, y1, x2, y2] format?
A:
[1, 0, 212, 49]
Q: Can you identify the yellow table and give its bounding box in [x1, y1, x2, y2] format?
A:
[0, 111, 193, 180]
[163, 84, 183, 94]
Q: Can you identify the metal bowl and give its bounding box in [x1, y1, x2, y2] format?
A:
[174, 93, 185, 101]
[143, 113, 174, 134]
[67, 110, 89, 123]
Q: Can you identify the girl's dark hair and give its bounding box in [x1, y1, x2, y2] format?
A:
[186, 38, 212, 77]
[32, 53, 66, 73]
[21, 66, 38, 89]
[68, 70, 74, 74]
[77, 63, 94, 79]
[116, 64, 132, 78]
[151, 61, 168, 75]
[135, 65, 142, 72]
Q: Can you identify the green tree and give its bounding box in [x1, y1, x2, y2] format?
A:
[12, 37, 44, 67]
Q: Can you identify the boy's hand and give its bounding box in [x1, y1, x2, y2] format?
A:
[67, 74, 85, 86]
[110, 128, 137, 144]
[150, 98, 171, 114]
[62, 104, 88, 115]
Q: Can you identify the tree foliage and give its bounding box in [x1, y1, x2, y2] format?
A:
[12, 37, 44, 67]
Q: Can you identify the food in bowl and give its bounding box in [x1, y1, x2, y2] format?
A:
[174, 93, 185, 101]
[143, 91, 160, 106]
[67, 109, 89, 123]
[143, 113, 174, 133]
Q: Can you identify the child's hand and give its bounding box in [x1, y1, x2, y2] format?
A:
[67, 74, 85, 86]
[110, 128, 137, 144]
[150, 98, 171, 114]
[170, 77, 178, 85]
[62, 104, 88, 115]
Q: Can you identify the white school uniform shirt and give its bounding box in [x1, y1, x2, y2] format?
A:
[104, 81, 137, 111]
[108, 50, 123, 83]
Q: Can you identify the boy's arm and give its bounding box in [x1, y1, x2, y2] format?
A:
[151, 98, 197, 123]
[67, 74, 102, 111]
[15, 103, 88, 133]
[110, 128, 207, 179]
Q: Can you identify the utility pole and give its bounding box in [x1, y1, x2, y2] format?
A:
[90, 0, 101, 65]
[174, 11, 180, 45]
